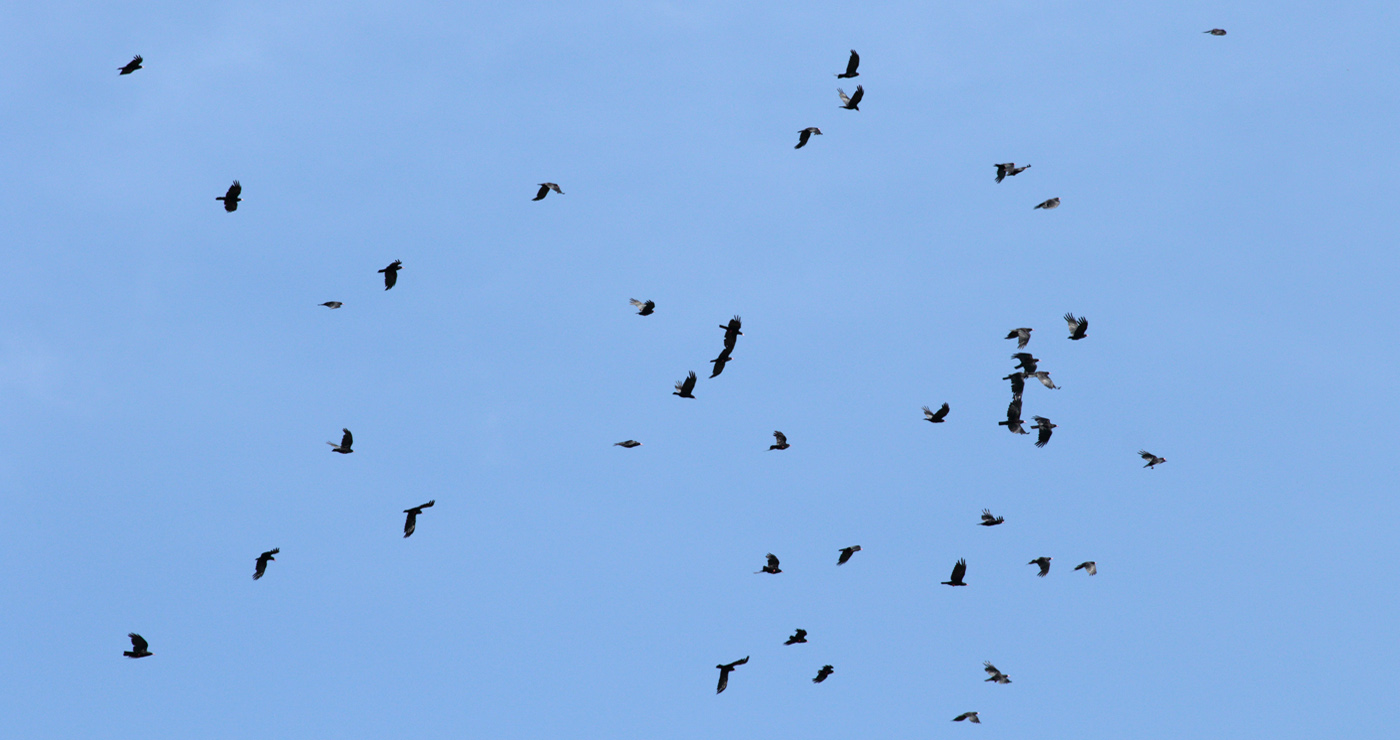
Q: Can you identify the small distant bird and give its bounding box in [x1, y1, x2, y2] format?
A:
[673, 371, 697, 398]
[252, 547, 279, 580]
[999, 399, 1028, 435]
[1032, 371, 1059, 390]
[216, 180, 242, 212]
[995, 163, 1031, 183]
[118, 55, 143, 75]
[1005, 327, 1033, 348]
[1031, 416, 1057, 448]
[979, 509, 1004, 526]
[715, 656, 749, 694]
[755, 553, 782, 574]
[1034, 197, 1061, 210]
[837, 545, 862, 565]
[941, 558, 968, 586]
[1074, 561, 1098, 576]
[953, 712, 981, 724]
[784, 629, 808, 645]
[403, 500, 435, 538]
[629, 298, 655, 316]
[533, 182, 563, 200]
[1011, 353, 1039, 374]
[923, 403, 950, 423]
[836, 49, 860, 78]
[1205, 28, 1227, 36]
[614, 440, 642, 448]
[719, 316, 743, 349]
[1064, 313, 1088, 340]
[796, 127, 823, 149]
[319, 301, 343, 309]
[710, 346, 734, 378]
[769, 431, 790, 450]
[378, 260, 402, 290]
[1004, 372, 1025, 399]
[983, 662, 1011, 683]
[1029, 556, 1052, 577]
[328, 428, 354, 454]
[1139, 450, 1167, 468]
[837, 85, 864, 110]
[813, 665, 835, 683]
[124, 633, 152, 658]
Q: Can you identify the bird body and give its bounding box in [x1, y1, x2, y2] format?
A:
[1064, 313, 1088, 340]
[1005, 327, 1033, 348]
[1139, 450, 1167, 468]
[923, 403, 950, 423]
[124, 633, 152, 658]
[837, 545, 861, 565]
[403, 500, 435, 538]
[813, 665, 834, 683]
[673, 371, 697, 398]
[995, 163, 1030, 183]
[253, 547, 279, 580]
[328, 428, 354, 454]
[1031, 416, 1057, 448]
[118, 55, 143, 75]
[319, 301, 343, 309]
[629, 298, 655, 315]
[1075, 561, 1097, 576]
[837, 85, 864, 110]
[942, 558, 968, 586]
[953, 712, 981, 724]
[716, 656, 749, 693]
[796, 127, 822, 149]
[784, 629, 808, 645]
[979, 509, 1004, 526]
[1029, 556, 1052, 577]
[216, 180, 242, 212]
[378, 260, 402, 290]
[836, 50, 860, 78]
[769, 431, 789, 450]
[614, 440, 642, 448]
[533, 182, 563, 200]
[1034, 197, 1061, 210]
[1205, 28, 1227, 35]
[755, 553, 781, 574]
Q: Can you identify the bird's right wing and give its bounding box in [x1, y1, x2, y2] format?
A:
[129, 633, 148, 652]
[341, 429, 353, 448]
[844, 50, 859, 75]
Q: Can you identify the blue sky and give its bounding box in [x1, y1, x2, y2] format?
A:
[2, 1, 1398, 738]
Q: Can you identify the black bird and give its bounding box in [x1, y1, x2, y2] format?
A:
[673, 371, 697, 398]
[719, 316, 743, 349]
[813, 665, 835, 683]
[923, 403, 950, 423]
[1005, 327, 1033, 348]
[403, 500, 435, 538]
[124, 633, 152, 658]
[629, 299, 655, 316]
[216, 180, 242, 212]
[837, 85, 864, 110]
[614, 440, 642, 448]
[328, 428, 354, 454]
[1205, 28, 1227, 36]
[1075, 561, 1098, 576]
[1064, 313, 1088, 340]
[1139, 450, 1167, 469]
[1034, 197, 1061, 210]
[837, 545, 862, 565]
[533, 182, 563, 200]
[979, 509, 1004, 526]
[755, 553, 781, 574]
[1032, 371, 1059, 390]
[769, 431, 789, 450]
[710, 346, 734, 378]
[715, 656, 749, 693]
[784, 629, 808, 645]
[1031, 416, 1057, 448]
[319, 301, 343, 309]
[1004, 372, 1025, 399]
[252, 547, 279, 580]
[118, 55, 143, 75]
[953, 712, 981, 724]
[378, 260, 402, 290]
[796, 127, 823, 149]
[995, 163, 1030, 183]
[941, 558, 968, 586]
[983, 661, 1011, 683]
[836, 49, 860, 78]
[1029, 556, 1052, 577]
[999, 399, 1028, 435]
[1011, 353, 1039, 374]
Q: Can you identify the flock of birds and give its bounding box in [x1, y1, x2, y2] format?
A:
[110, 37, 1210, 724]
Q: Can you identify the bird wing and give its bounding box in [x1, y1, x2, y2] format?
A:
[1064, 312, 1080, 333]
[1038, 560, 1051, 576]
[773, 431, 786, 446]
[226, 181, 241, 200]
[716, 668, 729, 693]
[931, 403, 949, 422]
[129, 633, 148, 652]
[1085, 562, 1097, 575]
[682, 371, 697, 394]
[403, 510, 417, 537]
[849, 85, 864, 105]
[796, 130, 811, 148]
[845, 50, 860, 75]
[1139, 450, 1154, 460]
[629, 298, 644, 308]
[837, 88, 851, 106]
[837, 548, 852, 565]
[341, 429, 353, 448]
[951, 558, 966, 582]
[795, 629, 806, 639]
[983, 661, 999, 675]
[1036, 425, 1052, 448]
[1006, 399, 1022, 422]
[420, 500, 435, 510]
[733, 655, 749, 666]
[549, 183, 562, 194]
[1075, 316, 1088, 338]
[534, 184, 550, 200]
[1005, 372, 1025, 396]
[766, 553, 779, 569]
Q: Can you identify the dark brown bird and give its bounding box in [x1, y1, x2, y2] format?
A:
[1005, 327, 1033, 348]
[1139, 450, 1167, 468]
[1004, 372, 1025, 400]
[796, 127, 823, 149]
[1011, 353, 1039, 374]
[923, 403, 950, 423]
[252, 548, 279, 580]
[769, 431, 789, 450]
[1034, 197, 1061, 210]
[1064, 313, 1088, 340]
[533, 182, 563, 200]
[837, 85, 864, 110]
[953, 712, 981, 724]
[216, 180, 241, 212]
[719, 316, 743, 349]
[995, 163, 1030, 183]
[999, 398, 1028, 435]
[403, 500, 435, 538]
[979, 509, 1004, 526]
[118, 55, 143, 75]
[716, 656, 749, 693]
[378, 260, 402, 290]
[1029, 556, 1052, 577]
[813, 665, 835, 683]
[1075, 561, 1097, 575]
[836, 49, 860, 78]
[755, 553, 781, 574]
[941, 558, 967, 586]
[785, 629, 808, 645]
[837, 545, 861, 565]
[710, 346, 734, 378]
[983, 661, 1011, 683]
[673, 371, 697, 398]
[327, 428, 353, 454]
[123, 633, 152, 658]
[319, 301, 343, 309]
[1031, 416, 1057, 448]
[1205, 28, 1227, 36]
[629, 299, 655, 315]
[614, 440, 642, 448]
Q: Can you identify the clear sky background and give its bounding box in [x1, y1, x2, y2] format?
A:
[2, 1, 1398, 738]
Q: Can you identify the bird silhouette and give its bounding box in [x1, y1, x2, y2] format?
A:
[836, 50, 860, 78]
[403, 500, 435, 538]
[715, 656, 749, 693]
[755, 553, 781, 574]
[216, 180, 242, 212]
[796, 127, 823, 149]
[837, 85, 864, 110]
[923, 403, 950, 423]
[327, 428, 353, 454]
[629, 299, 655, 315]
[533, 182, 563, 200]
[942, 558, 968, 586]
[769, 431, 789, 450]
[673, 371, 697, 398]
[124, 633, 152, 658]
[1029, 556, 1052, 577]
[378, 260, 402, 290]
[253, 548, 279, 580]
[118, 55, 143, 75]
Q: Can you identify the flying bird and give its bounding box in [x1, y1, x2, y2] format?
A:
[319, 301, 343, 309]
[953, 712, 981, 724]
[1029, 556, 1052, 577]
[709, 346, 734, 378]
[983, 661, 1011, 683]
[629, 299, 655, 316]
[1074, 561, 1097, 576]
[1004, 372, 1025, 399]
[1205, 28, 1227, 35]
[995, 163, 1030, 183]
[923, 403, 950, 423]
[1032, 371, 1059, 389]
[533, 182, 563, 200]
[1064, 313, 1088, 340]
[979, 509, 1004, 526]
[999, 399, 1028, 435]
[836, 49, 860, 78]
[1011, 353, 1039, 374]
[796, 127, 822, 149]
[715, 656, 749, 693]
[941, 558, 968, 586]
[1139, 450, 1167, 468]
[837, 545, 862, 565]
[769, 431, 790, 450]
[252, 547, 279, 580]
[216, 180, 242, 212]
[328, 428, 354, 454]
[837, 85, 864, 110]
[755, 553, 782, 574]
[124, 633, 152, 658]
[1005, 327, 1033, 348]
[378, 260, 402, 290]
[784, 629, 808, 645]
[1034, 197, 1061, 210]
[673, 371, 697, 398]
[719, 316, 743, 349]
[813, 665, 835, 683]
[1031, 416, 1057, 448]
[118, 55, 143, 75]
[403, 500, 435, 538]
[614, 440, 642, 448]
